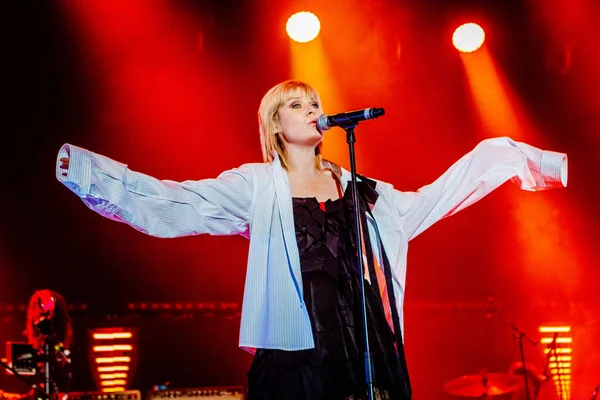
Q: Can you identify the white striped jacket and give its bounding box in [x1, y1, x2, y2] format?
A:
[56, 136, 567, 352]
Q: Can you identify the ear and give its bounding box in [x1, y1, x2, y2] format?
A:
[270, 118, 281, 133]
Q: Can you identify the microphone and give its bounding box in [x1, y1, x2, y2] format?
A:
[317, 108, 385, 131]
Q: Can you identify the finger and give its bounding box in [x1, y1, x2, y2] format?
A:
[59, 164, 68, 169]
[60, 158, 69, 162]
[62, 172, 67, 177]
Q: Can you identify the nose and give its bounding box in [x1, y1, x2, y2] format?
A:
[307, 107, 315, 115]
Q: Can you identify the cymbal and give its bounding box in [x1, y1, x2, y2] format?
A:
[443, 372, 524, 397]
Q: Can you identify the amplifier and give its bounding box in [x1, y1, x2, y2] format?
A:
[68, 391, 142, 400]
[145, 387, 244, 400]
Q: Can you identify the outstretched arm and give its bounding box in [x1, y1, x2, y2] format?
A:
[56, 144, 254, 238]
[385, 137, 567, 241]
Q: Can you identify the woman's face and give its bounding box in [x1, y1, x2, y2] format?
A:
[276, 88, 323, 149]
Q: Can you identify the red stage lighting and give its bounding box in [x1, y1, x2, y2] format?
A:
[453, 23, 485, 53]
[286, 11, 321, 43]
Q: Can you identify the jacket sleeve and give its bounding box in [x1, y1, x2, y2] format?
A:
[388, 137, 568, 241]
[56, 144, 254, 238]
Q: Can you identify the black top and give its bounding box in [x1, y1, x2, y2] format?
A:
[247, 181, 411, 400]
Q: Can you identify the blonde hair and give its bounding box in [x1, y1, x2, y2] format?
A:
[258, 80, 323, 170]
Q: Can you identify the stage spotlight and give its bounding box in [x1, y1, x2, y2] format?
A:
[452, 23, 485, 53]
[286, 11, 320, 43]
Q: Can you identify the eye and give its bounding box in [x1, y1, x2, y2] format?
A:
[291, 103, 301, 109]
[311, 103, 320, 109]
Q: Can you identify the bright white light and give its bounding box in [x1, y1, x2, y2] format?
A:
[452, 23, 485, 53]
[286, 12, 320, 43]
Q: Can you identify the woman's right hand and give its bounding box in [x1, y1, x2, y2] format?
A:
[59, 157, 69, 177]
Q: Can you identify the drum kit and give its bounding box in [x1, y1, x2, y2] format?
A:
[442, 301, 554, 399]
[443, 370, 532, 398]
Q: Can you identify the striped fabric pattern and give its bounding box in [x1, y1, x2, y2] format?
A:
[56, 136, 567, 352]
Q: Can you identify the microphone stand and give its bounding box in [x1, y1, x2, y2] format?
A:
[340, 118, 375, 400]
[508, 323, 538, 400]
[489, 299, 540, 400]
[43, 341, 52, 399]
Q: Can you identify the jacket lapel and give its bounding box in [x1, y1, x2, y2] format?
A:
[271, 156, 304, 298]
